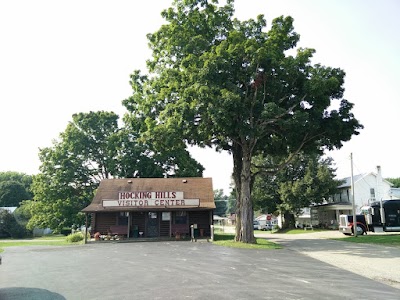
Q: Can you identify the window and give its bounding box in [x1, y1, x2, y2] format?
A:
[118, 212, 128, 225]
[174, 211, 187, 224]
[162, 212, 171, 221]
[370, 188, 375, 199]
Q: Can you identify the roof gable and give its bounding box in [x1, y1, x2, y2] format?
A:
[338, 172, 393, 188]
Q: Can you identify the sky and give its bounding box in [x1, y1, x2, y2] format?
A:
[1, 0, 399, 194]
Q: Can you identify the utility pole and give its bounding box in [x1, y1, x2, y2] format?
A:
[350, 153, 357, 237]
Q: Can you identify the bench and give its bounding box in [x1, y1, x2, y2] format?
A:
[171, 224, 190, 236]
[109, 225, 129, 236]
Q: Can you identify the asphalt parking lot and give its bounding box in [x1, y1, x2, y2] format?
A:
[258, 230, 400, 290]
[1, 239, 399, 300]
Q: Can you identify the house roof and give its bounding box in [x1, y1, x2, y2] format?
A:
[0, 207, 17, 213]
[82, 177, 215, 212]
[337, 173, 393, 188]
[337, 174, 364, 188]
[312, 202, 353, 210]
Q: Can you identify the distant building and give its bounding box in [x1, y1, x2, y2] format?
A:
[389, 188, 400, 199]
[296, 166, 394, 228]
[0, 207, 17, 214]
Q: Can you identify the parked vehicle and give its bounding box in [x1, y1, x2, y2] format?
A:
[339, 200, 400, 235]
[339, 214, 368, 235]
[253, 219, 273, 231]
[253, 220, 260, 230]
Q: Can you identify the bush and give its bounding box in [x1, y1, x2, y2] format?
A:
[60, 227, 72, 236]
[0, 209, 31, 238]
[66, 232, 84, 243]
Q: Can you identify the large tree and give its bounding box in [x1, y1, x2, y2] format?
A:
[30, 111, 203, 231]
[0, 208, 28, 238]
[123, 0, 362, 242]
[386, 178, 400, 188]
[0, 171, 33, 188]
[0, 172, 33, 207]
[252, 153, 340, 228]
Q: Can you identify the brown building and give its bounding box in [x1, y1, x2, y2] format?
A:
[82, 177, 215, 239]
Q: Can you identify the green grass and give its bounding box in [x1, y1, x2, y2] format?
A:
[332, 234, 400, 247]
[253, 229, 275, 234]
[0, 234, 84, 253]
[32, 234, 67, 240]
[275, 228, 328, 234]
[213, 233, 282, 249]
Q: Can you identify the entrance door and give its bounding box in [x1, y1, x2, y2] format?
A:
[146, 212, 159, 237]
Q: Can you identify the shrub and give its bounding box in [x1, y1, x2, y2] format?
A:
[66, 232, 84, 243]
[0, 209, 31, 238]
[60, 227, 72, 236]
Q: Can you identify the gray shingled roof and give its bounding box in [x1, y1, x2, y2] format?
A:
[337, 174, 365, 188]
[337, 172, 393, 188]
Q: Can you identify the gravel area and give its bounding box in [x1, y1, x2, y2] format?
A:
[257, 230, 400, 289]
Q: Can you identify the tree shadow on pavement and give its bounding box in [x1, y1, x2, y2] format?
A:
[0, 287, 66, 300]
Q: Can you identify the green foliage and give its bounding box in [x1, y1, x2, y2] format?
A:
[278, 155, 339, 214]
[251, 155, 281, 214]
[123, 0, 362, 242]
[60, 228, 72, 236]
[0, 208, 31, 238]
[66, 232, 84, 243]
[13, 200, 34, 228]
[214, 189, 229, 216]
[0, 171, 33, 189]
[252, 153, 339, 223]
[226, 189, 237, 215]
[29, 111, 119, 231]
[386, 178, 400, 188]
[0, 172, 33, 207]
[29, 110, 204, 232]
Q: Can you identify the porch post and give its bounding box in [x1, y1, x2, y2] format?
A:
[127, 212, 130, 238]
[84, 213, 88, 244]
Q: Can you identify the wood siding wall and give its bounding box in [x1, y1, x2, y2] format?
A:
[95, 213, 117, 234]
[189, 211, 211, 236]
[94, 210, 212, 238]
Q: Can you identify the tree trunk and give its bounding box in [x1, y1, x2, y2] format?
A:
[282, 211, 296, 229]
[232, 142, 242, 241]
[237, 145, 255, 243]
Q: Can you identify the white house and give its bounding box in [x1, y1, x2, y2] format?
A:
[312, 166, 393, 227]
